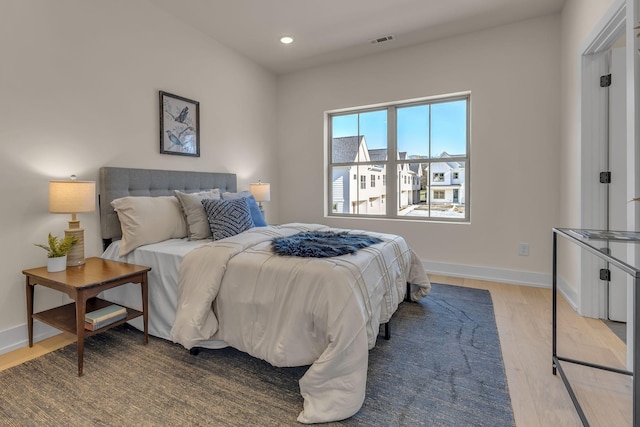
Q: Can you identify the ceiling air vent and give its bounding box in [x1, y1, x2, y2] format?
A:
[370, 35, 394, 44]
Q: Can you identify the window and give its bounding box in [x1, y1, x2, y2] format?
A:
[329, 94, 469, 221]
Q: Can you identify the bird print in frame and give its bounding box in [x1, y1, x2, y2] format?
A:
[159, 91, 200, 157]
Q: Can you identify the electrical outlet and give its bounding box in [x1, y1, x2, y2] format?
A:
[518, 243, 529, 256]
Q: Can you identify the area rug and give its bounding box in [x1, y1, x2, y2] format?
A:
[0, 284, 515, 426]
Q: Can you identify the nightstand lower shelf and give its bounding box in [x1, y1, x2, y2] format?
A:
[33, 297, 142, 337]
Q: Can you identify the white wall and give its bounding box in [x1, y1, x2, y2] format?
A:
[277, 15, 562, 284]
[0, 0, 277, 348]
[1, 0, 622, 353]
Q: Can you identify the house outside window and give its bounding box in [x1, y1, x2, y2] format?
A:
[328, 94, 469, 221]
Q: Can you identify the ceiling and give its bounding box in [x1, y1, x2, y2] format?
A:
[150, 0, 566, 75]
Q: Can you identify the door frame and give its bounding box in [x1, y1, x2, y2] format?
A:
[579, 0, 626, 319]
[579, 0, 639, 369]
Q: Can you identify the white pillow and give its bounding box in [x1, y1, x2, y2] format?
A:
[111, 196, 187, 256]
[174, 189, 221, 240]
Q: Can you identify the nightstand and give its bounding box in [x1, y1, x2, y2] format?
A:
[23, 257, 151, 376]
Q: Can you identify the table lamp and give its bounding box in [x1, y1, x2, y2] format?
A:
[49, 177, 96, 266]
[249, 181, 271, 214]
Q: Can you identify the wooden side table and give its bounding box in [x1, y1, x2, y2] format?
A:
[23, 257, 151, 376]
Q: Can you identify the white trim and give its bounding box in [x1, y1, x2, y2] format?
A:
[2, 262, 570, 355]
[579, 50, 609, 318]
[423, 260, 550, 288]
[558, 274, 579, 312]
[580, 0, 626, 55]
[579, 0, 626, 319]
[423, 260, 579, 310]
[8, 264, 556, 356]
[627, 0, 640, 370]
[0, 321, 62, 356]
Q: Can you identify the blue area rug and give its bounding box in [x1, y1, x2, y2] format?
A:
[0, 283, 514, 426]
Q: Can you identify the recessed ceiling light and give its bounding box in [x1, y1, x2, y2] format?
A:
[280, 36, 294, 44]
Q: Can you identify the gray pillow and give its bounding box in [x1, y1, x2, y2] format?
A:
[201, 198, 254, 241]
[174, 189, 221, 240]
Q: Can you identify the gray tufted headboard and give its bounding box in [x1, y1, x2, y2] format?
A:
[99, 167, 237, 248]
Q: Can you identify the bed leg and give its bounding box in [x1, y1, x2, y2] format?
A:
[189, 347, 200, 356]
[405, 282, 411, 302]
[384, 322, 390, 340]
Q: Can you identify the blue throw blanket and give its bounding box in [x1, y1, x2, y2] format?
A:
[272, 231, 383, 258]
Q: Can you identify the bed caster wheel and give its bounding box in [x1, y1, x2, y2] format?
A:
[189, 347, 200, 356]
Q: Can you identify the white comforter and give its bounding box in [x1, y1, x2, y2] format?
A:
[169, 223, 431, 424]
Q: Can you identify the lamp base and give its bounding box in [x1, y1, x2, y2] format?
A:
[65, 227, 85, 266]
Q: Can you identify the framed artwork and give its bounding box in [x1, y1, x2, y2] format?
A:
[159, 91, 200, 157]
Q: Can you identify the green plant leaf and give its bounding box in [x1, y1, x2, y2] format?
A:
[34, 233, 78, 258]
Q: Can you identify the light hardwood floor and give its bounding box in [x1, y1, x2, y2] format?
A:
[0, 276, 631, 426]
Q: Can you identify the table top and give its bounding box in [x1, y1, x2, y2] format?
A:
[557, 228, 640, 242]
[23, 257, 151, 289]
[553, 228, 640, 278]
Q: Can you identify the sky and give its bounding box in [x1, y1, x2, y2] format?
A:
[332, 99, 467, 159]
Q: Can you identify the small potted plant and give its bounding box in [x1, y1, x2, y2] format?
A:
[34, 233, 78, 272]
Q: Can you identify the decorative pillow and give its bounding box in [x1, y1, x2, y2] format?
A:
[174, 189, 221, 240]
[111, 196, 187, 256]
[221, 191, 267, 227]
[201, 198, 254, 241]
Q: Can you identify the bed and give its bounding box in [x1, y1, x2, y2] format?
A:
[98, 166, 431, 424]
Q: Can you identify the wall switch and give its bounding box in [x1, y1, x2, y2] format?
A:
[518, 243, 529, 256]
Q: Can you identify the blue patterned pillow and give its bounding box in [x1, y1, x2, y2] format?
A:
[201, 198, 254, 241]
[221, 191, 267, 227]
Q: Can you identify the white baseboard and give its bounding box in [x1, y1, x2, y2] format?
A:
[556, 274, 578, 312]
[424, 260, 580, 311]
[0, 321, 63, 356]
[423, 260, 551, 288]
[0, 263, 580, 357]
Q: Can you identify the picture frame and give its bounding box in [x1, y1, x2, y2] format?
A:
[159, 91, 200, 157]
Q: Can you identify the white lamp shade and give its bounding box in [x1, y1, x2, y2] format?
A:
[49, 180, 96, 213]
[249, 182, 271, 202]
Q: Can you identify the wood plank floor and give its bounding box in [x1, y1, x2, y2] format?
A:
[0, 276, 631, 426]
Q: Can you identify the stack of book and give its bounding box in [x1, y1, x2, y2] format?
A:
[85, 304, 127, 331]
